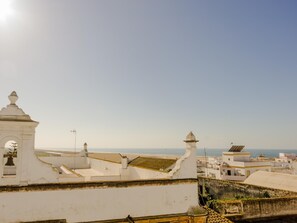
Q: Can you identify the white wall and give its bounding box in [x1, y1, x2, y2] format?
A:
[0, 181, 198, 223]
[89, 158, 121, 175]
[169, 141, 197, 179]
[292, 162, 297, 175]
[221, 175, 246, 181]
[88, 158, 169, 180]
[222, 152, 251, 162]
[0, 122, 59, 186]
[40, 156, 90, 169]
[124, 166, 169, 180]
[205, 168, 221, 179]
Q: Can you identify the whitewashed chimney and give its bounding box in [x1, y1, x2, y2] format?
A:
[184, 131, 199, 178]
[80, 142, 88, 157]
[121, 155, 128, 169]
[169, 131, 199, 179]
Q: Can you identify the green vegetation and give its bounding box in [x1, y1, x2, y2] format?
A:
[263, 191, 270, 198]
[187, 205, 207, 215]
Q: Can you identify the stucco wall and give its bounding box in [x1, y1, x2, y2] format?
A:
[198, 176, 297, 200]
[88, 158, 169, 180]
[214, 196, 297, 221]
[241, 197, 297, 219]
[0, 122, 59, 186]
[89, 158, 121, 175]
[40, 156, 90, 169]
[124, 166, 169, 180]
[170, 142, 197, 179]
[0, 180, 198, 223]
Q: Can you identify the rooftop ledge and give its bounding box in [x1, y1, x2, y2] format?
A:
[0, 178, 198, 193]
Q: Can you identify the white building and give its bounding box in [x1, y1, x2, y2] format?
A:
[204, 146, 271, 181]
[271, 152, 297, 174]
[274, 152, 296, 168]
[0, 91, 202, 223]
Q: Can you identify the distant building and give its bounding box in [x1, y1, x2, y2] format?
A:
[271, 152, 297, 174]
[203, 146, 271, 181]
[279, 153, 297, 160]
[274, 152, 296, 167]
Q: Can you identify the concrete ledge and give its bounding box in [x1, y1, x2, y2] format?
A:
[0, 178, 198, 193]
[21, 220, 66, 223]
[87, 212, 207, 223]
[214, 196, 297, 221]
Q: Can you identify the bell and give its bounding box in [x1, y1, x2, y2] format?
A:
[5, 156, 15, 166]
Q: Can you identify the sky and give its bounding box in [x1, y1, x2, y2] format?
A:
[0, 0, 297, 150]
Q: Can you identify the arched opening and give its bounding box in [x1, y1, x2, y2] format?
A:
[3, 140, 18, 176]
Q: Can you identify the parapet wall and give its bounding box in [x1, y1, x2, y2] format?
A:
[0, 179, 198, 223]
[198, 176, 297, 200]
[40, 156, 90, 169]
[199, 177, 297, 221]
[214, 196, 297, 221]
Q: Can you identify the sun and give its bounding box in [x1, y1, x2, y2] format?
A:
[0, 0, 14, 23]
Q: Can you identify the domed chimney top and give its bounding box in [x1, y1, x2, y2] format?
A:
[8, 91, 18, 105]
[184, 131, 199, 143]
[0, 91, 36, 122]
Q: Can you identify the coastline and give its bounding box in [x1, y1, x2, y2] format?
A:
[36, 148, 297, 158]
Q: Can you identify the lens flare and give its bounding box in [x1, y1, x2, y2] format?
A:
[0, 0, 14, 23]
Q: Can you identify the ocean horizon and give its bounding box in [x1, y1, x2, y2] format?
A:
[41, 147, 297, 158]
[89, 148, 297, 158]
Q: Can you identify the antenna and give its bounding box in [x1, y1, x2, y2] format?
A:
[70, 129, 77, 170]
[204, 147, 207, 177]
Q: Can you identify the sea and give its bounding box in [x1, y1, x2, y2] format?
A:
[83, 148, 297, 158]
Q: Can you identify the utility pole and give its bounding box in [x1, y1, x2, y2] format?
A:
[70, 129, 77, 170]
[204, 147, 207, 177]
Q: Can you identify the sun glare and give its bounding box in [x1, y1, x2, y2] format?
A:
[0, 0, 14, 23]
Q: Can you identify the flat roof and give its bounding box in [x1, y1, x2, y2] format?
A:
[88, 153, 138, 164]
[88, 153, 177, 172]
[129, 156, 177, 172]
[244, 171, 297, 192]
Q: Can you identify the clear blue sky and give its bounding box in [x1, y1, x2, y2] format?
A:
[0, 0, 297, 149]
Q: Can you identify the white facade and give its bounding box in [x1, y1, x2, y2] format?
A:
[0, 91, 198, 184]
[271, 153, 297, 174]
[0, 180, 198, 223]
[0, 91, 200, 223]
[0, 91, 59, 186]
[204, 150, 271, 181]
[274, 153, 296, 168]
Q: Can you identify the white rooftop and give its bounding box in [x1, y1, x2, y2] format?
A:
[244, 170, 297, 193]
